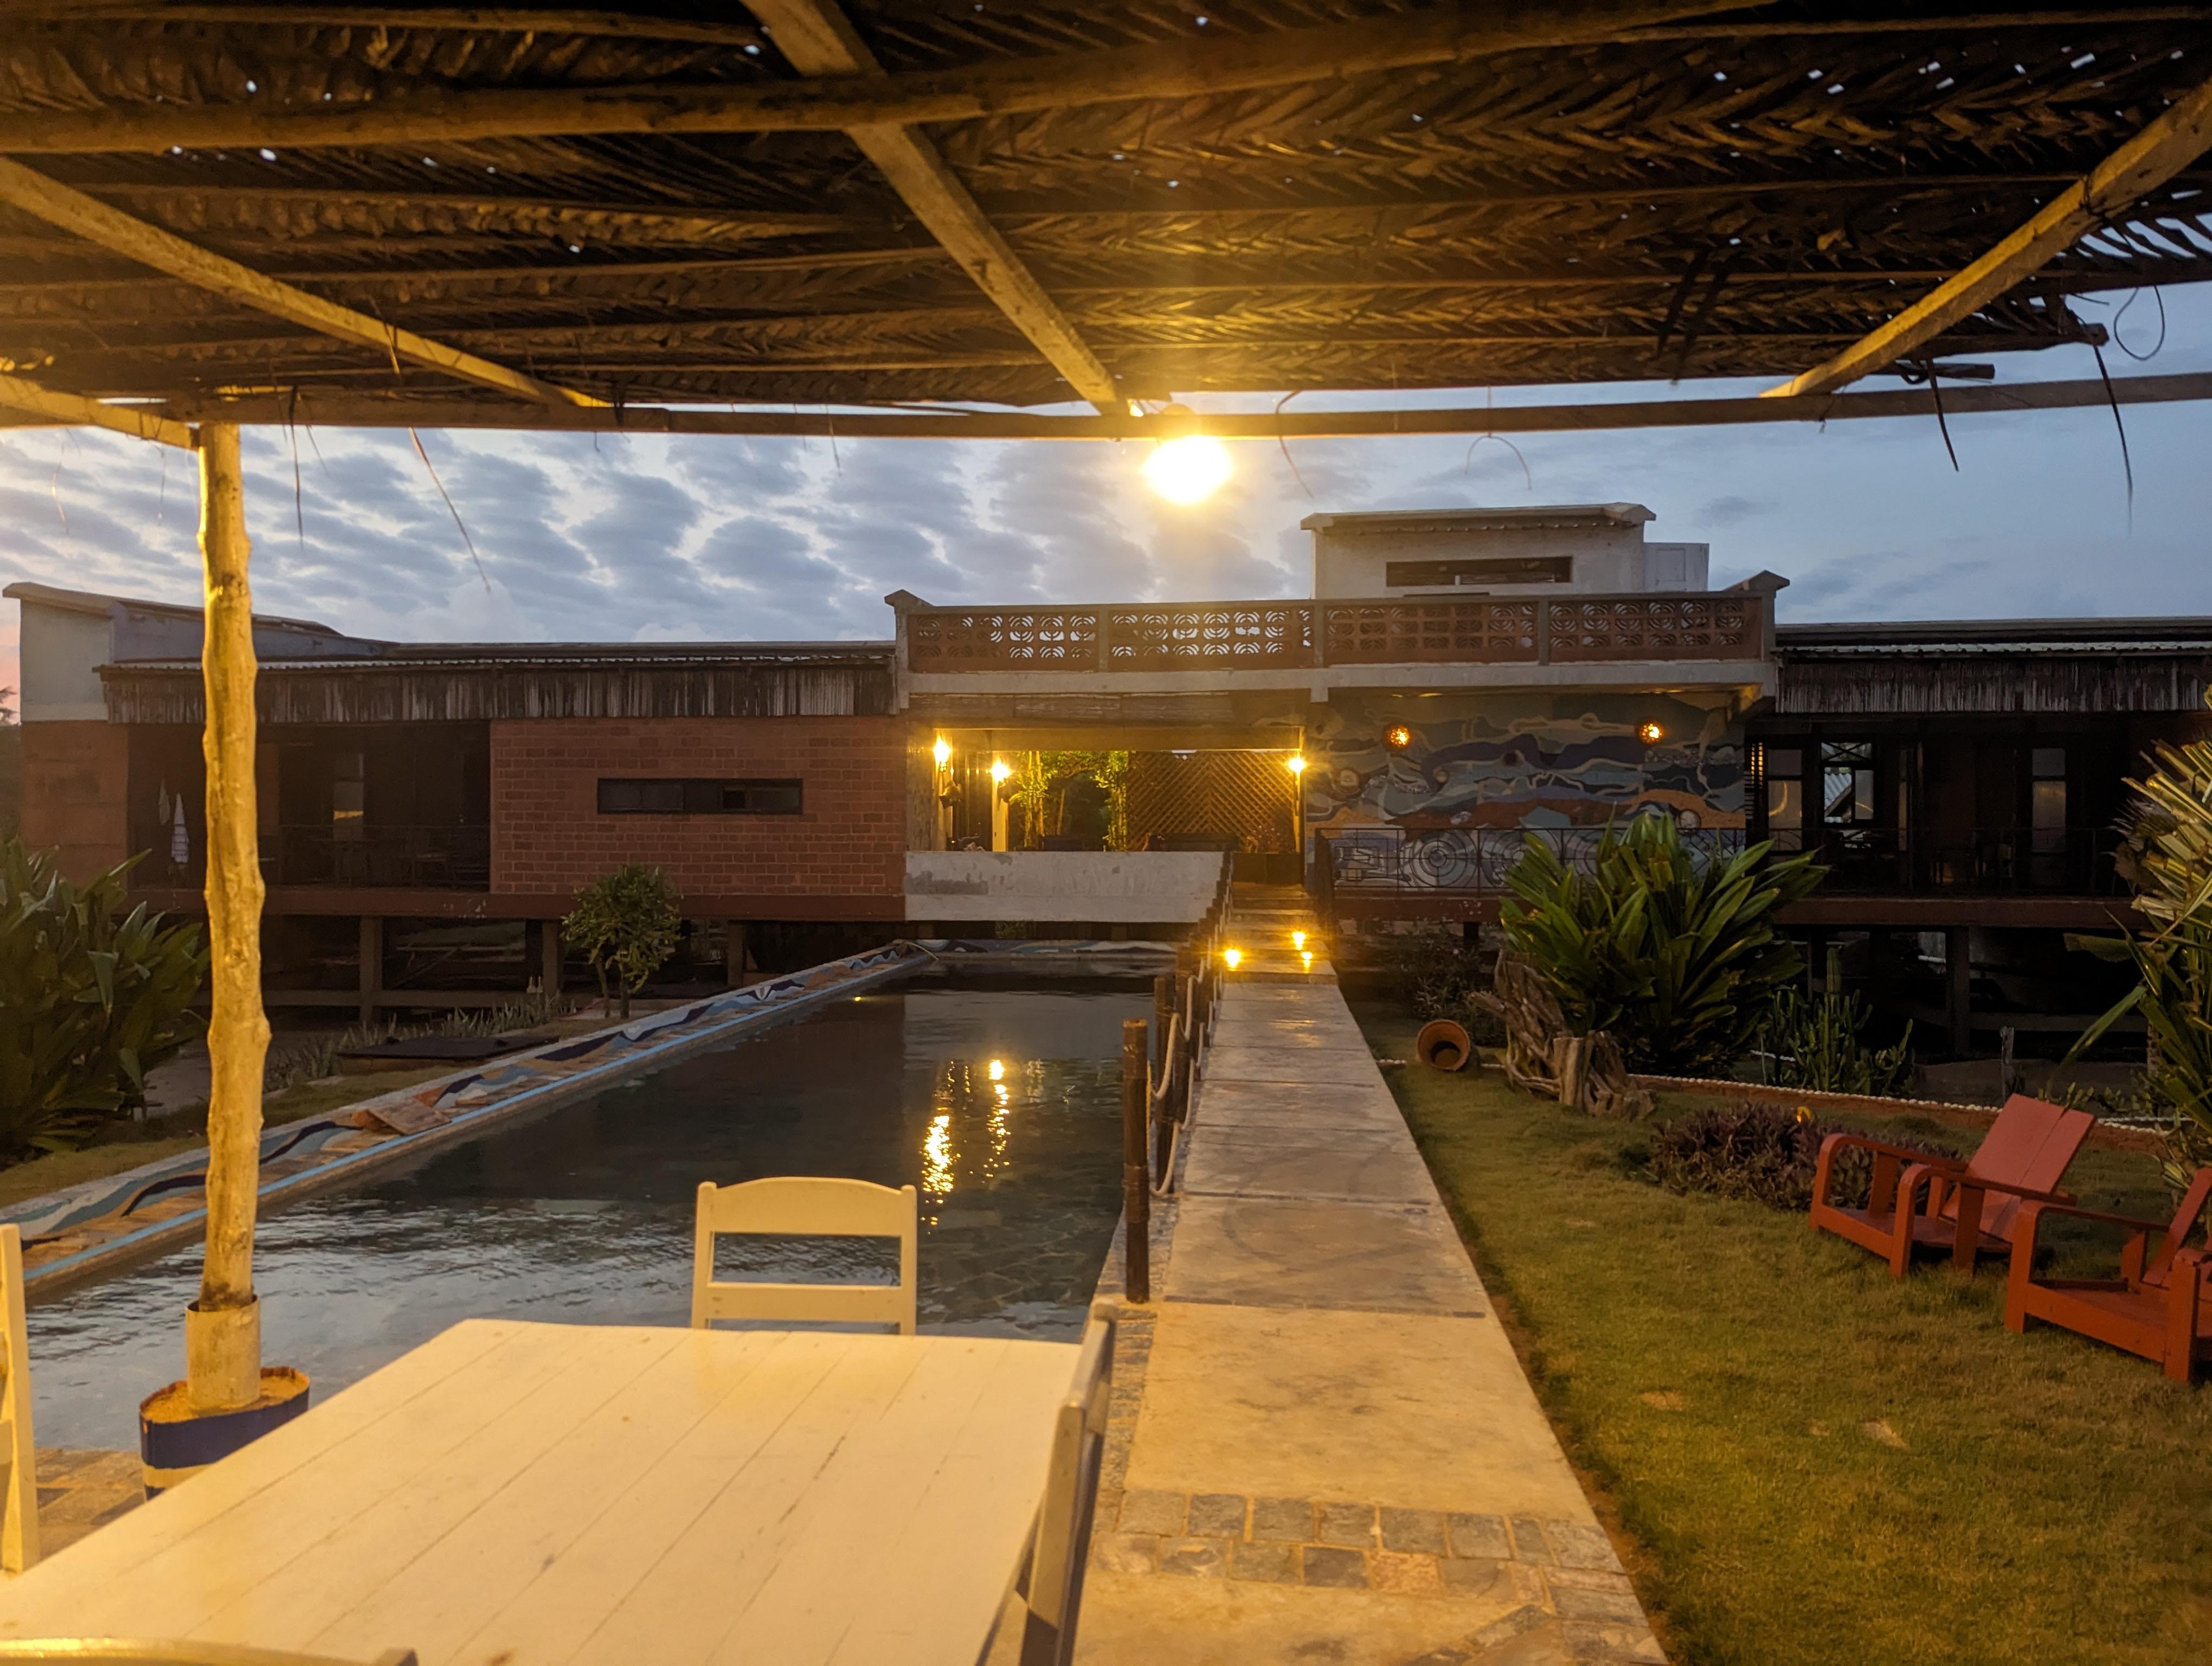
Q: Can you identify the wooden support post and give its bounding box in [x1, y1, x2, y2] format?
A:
[188, 421, 269, 1415]
[1121, 1018, 1150, 1305]
[723, 920, 745, 989]
[542, 917, 563, 996]
[357, 915, 381, 1029]
[1947, 926, 1973, 1060]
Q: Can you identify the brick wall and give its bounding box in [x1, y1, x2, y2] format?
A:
[490, 717, 905, 904]
[20, 720, 130, 880]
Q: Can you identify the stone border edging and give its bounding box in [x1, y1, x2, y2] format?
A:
[1630, 1073, 2166, 1153]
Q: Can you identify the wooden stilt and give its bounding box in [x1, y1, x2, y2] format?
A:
[188, 421, 269, 1415]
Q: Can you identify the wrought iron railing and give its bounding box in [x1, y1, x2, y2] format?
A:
[267, 824, 492, 889]
[903, 592, 1766, 674]
[1782, 825, 2125, 896]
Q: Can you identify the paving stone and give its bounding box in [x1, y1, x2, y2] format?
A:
[1548, 1521, 1623, 1571]
[1448, 1511, 1513, 1560]
[1316, 1500, 1379, 1547]
[1509, 1516, 1557, 1563]
[1250, 1495, 1315, 1541]
[1158, 1536, 1228, 1579]
[1438, 1556, 1519, 1602]
[1547, 1567, 1636, 1595]
[1299, 1544, 1369, 1589]
[1226, 1537, 1298, 1584]
[1560, 1620, 1667, 1663]
[1367, 1548, 1445, 1597]
[1090, 1532, 1159, 1574]
[1550, 1584, 1648, 1625]
[1380, 1504, 1449, 1554]
[1186, 1492, 1249, 1537]
[1117, 1488, 1188, 1536]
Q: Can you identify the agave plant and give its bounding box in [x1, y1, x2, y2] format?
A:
[2065, 722, 2212, 1187]
[1498, 815, 1825, 1076]
[0, 838, 209, 1158]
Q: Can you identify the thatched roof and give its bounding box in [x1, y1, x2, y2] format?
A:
[3, 2, 2210, 415]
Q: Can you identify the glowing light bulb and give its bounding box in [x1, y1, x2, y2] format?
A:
[989, 758, 1012, 784]
[1286, 754, 1307, 776]
[1293, 931, 1307, 951]
[1386, 725, 1413, 750]
[1301, 950, 1314, 970]
[932, 736, 951, 767]
[987, 1059, 1005, 1081]
[1638, 721, 1664, 744]
[1224, 948, 1242, 970]
[1143, 434, 1232, 504]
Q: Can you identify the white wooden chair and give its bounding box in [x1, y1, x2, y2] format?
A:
[2, 1224, 40, 1574]
[1017, 1315, 1114, 1666]
[690, 1178, 918, 1334]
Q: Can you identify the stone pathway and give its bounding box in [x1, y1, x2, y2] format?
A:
[3, 1448, 146, 1564]
[1079, 889, 1666, 1665]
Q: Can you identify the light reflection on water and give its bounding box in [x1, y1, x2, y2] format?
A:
[28, 979, 1148, 1450]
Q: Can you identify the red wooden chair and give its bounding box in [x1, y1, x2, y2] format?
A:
[1808, 1094, 2094, 1279]
[2005, 1167, 2212, 1382]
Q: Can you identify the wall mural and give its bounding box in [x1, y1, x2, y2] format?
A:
[1306, 691, 1746, 889]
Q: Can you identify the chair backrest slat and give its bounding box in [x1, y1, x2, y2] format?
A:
[2, 1223, 40, 1573]
[1959, 1097, 2094, 1239]
[1020, 1316, 1114, 1666]
[690, 1178, 918, 1336]
[2146, 1165, 2212, 1285]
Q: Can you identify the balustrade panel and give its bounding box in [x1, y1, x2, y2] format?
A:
[1548, 596, 1756, 662]
[1322, 600, 1540, 664]
[905, 607, 1102, 671]
[1104, 603, 1315, 670]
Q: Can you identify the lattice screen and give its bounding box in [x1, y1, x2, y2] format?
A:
[1126, 752, 1298, 854]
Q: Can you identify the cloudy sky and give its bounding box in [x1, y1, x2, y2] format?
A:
[5, 281, 2210, 695]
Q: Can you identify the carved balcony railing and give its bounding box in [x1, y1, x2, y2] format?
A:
[901, 593, 1767, 674]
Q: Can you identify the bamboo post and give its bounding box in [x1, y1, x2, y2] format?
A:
[188, 421, 270, 1414]
[1120, 1018, 1150, 1304]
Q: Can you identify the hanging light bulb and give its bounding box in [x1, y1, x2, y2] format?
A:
[932, 735, 951, 768]
[989, 758, 1012, 784]
[1142, 403, 1232, 504]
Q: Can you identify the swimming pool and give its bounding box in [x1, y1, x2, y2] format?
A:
[28, 976, 1149, 1451]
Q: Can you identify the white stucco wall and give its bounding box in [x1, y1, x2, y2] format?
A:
[903, 850, 1225, 922]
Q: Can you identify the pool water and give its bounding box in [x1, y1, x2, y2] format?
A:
[28, 978, 1150, 1451]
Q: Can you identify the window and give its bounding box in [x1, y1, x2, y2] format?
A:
[1821, 741, 1877, 825]
[1763, 746, 1803, 852]
[2031, 747, 2067, 885]
[332, 751, 365, 842]
[1385, 555, 1574, 588]
[597, 778, 803, 815]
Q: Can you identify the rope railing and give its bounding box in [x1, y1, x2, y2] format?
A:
[1119, 854, 1233, 1304]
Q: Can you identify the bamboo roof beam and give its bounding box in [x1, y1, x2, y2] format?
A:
[9, 5, 767, 46]
[744, 0, 1124, 414]
[0, 371, 195, 446]
[0, 157, 607, 408]
[0, 1, 1764, 156]
[132, 368, 2212, 439]
[1767, 71, 2212, 398]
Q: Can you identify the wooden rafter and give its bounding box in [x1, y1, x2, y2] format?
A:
[1769, 71, 2212, 398]
[745, 0, 1123, 414]
[0, 371, 194, 446]
[0, 1, 1762, 156]
[89, 369, 2212, 440]
[0, 157, 605, 408]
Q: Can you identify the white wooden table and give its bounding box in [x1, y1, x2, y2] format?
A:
[0, 1320, 1079, 1666]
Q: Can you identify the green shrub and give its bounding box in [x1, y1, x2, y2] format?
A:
[0, 838, 208, 1158]
[1381, 930, 1505, 1045]
[1761, 947, 1914, 1097]
[563, 863, 682, 1019]
[1645, 1100, 1865, 1212]
[1499, 816, 1824, 1075]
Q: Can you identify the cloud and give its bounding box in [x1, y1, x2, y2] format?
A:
[9, 281, 2212, 699]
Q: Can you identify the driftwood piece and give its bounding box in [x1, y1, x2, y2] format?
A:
[1477, 955, 1650, 1119]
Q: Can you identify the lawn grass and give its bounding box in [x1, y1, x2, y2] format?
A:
[0, 1065, 451, 1213]
[1358, 1003, 2212, 1666]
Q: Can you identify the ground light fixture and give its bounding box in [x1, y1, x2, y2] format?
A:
[1301, 950, 1314, 971]
[1293, 930, 1307, 950]
[987, 1059, 1005, 1081]
[1638, 721, 1664, 743]
[932, 735, 951, 767]
[1224, 948, 1243, 970]
[1141, 404, 1232, 504]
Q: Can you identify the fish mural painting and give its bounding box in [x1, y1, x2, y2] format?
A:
[1306, 691, 1747, 889]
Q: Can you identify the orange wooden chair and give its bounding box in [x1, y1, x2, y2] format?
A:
[1808, 1094, 2094, 1278]
[2005, 1167, 2212, 1382]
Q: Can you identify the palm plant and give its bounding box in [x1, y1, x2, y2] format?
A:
[2065, 726, 2212, 1187]
[0, 838, 208, 1157]
[1499, 816, 1824, 1076]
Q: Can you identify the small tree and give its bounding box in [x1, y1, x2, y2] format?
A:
[0, 838, 208, 1159]
[563, 863, 682, 1019]
[1499, 815, 1824, 1076]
